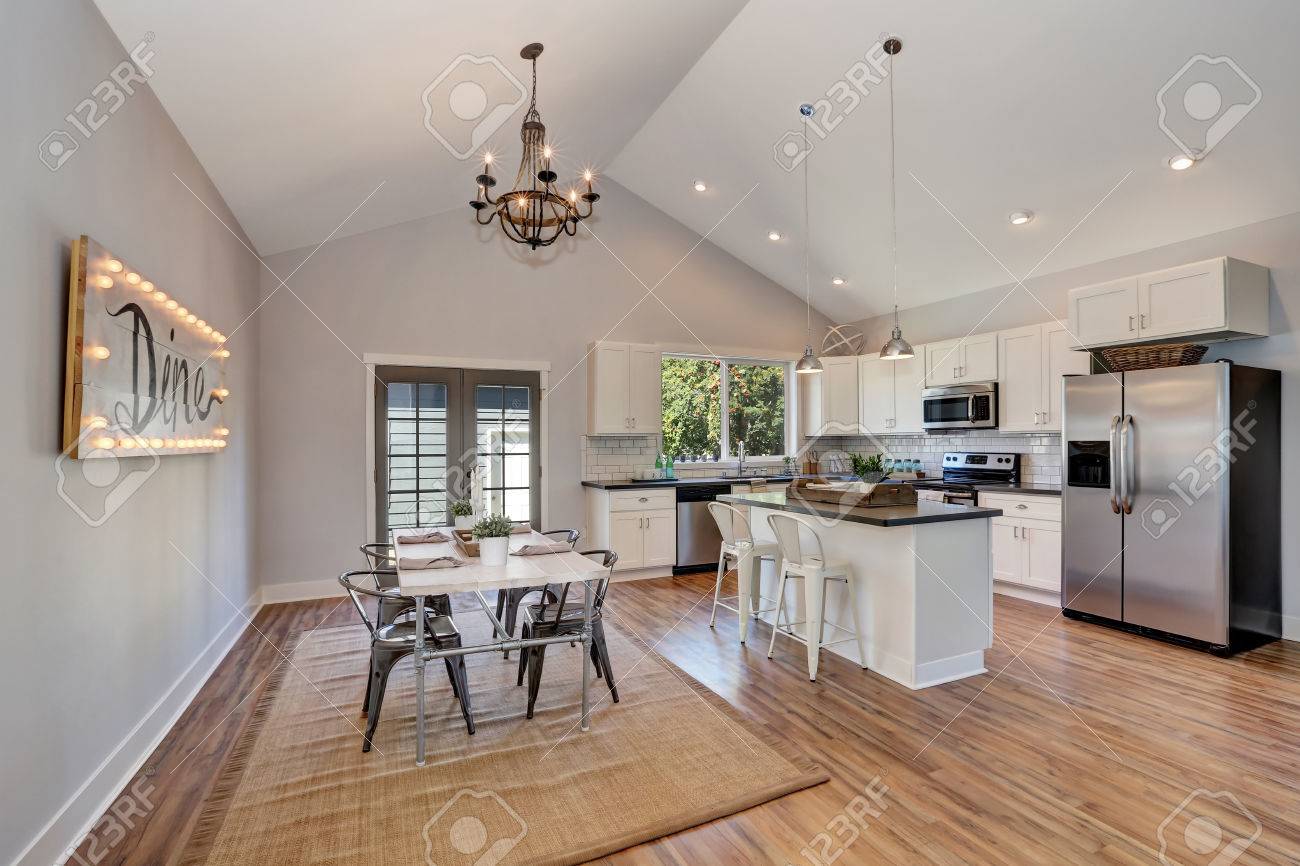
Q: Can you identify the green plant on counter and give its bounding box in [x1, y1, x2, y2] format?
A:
[449, 499, 474, 518]
[471, 513, 514, 539]
[850, 453, 884, 478]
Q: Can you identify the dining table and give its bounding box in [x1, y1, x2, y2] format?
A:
[392, 526, 609, 766]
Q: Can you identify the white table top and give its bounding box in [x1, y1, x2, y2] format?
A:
[392, 526, 607, 595]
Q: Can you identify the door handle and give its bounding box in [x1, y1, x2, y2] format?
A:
[1108, 414, 1122, 514]
[1121, 414, 1135, 514]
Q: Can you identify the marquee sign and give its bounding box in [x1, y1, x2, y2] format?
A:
[62, 235, 231, 459]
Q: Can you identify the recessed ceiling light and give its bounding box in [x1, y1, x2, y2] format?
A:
[692, 179, 708, 192]
[767, 230, 782, 241]
[1168, 155, 1195, 171]
[1008, 210, 1034, 226]
[830, 277, 846, 286]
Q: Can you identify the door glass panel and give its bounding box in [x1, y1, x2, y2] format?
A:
[385, 382, 448, 529]
[475, 384, 532, 524]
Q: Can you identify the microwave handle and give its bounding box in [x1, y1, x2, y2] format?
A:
[967, 394, 976, 421]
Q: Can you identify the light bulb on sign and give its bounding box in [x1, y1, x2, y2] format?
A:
[153, 292, 167, 302]
[215, 427, 230, 437]
[119, 438, 136, 450]
[164, 438, 176, 448]
[125, 272, 141, 285]
[106, 260, 124, 273]
[215, 348, 231, 359]
[165, 300, 178, 311]
[214, 387, 230, 399]
[186, 314, 197, 324]
[176, 307, 188, 317]
[149, 438, 164, 449]
[196, 320, 206, 329]
[86, 415, 109, 429]
[88, 346, 111, 360]
[140, 281, 154, 293]
[95, 275, 114, 289]
[93, 436, 116, 450]
[203, 326, 214, 335]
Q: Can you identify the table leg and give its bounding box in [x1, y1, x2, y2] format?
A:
[414, 594, 426, 766]
[580, 580, 593, 732]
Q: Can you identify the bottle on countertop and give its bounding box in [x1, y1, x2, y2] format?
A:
[666, 454, 676, 479]
[654, 453, 663, 479]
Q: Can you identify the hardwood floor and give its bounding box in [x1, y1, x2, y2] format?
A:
[73, 574, 1300, 865]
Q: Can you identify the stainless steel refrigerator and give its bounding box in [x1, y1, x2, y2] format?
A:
[1062, 362, 1280, 654]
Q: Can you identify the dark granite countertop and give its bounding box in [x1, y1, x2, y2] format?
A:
[581, 474, 855, 490]
[972, 483, 1061, 497]
[717, 491, 1002, 527]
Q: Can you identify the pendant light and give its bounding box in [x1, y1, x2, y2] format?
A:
[879, 38, 915, 361]
[794, 103, 823, 375]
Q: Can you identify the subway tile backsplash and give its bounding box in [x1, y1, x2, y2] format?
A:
[803, 432, 1063, 485]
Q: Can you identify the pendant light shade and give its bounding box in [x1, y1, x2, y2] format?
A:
[877, 37, 913, 361]
[795, 345, 824, 374]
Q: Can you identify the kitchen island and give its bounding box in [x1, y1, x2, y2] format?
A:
[718, 491, 1001, 689]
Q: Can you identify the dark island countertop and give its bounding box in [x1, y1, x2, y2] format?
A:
[718, 491, 1002, 528]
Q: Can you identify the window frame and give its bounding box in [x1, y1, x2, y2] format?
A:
[661, 353, 795, 465]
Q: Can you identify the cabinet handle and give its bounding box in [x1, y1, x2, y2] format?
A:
[638, 496, 648, 502]
[1023, 527, 1030, 542]
[1013, 526, 1019, 539]
[1140, 313, 1147, 329]
[1016, 503, 1028, 510]
[1129, 315, 1136, 332]
[953, 366, 958, 379]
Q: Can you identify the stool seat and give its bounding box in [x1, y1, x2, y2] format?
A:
[706, 503, 784, 643]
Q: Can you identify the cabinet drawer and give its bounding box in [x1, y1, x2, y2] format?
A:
[979, 493, 1061, 522]
[609, 489, 676, 512]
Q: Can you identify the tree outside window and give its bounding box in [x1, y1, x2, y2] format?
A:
[728, 362, 786, 457]
[661, 355, 788, 460]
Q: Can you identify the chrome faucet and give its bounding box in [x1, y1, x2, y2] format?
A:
[735, 440, 746, 478]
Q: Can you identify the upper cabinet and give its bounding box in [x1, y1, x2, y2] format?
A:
[819, 356, 860, 435]
[998, 323, 1090, 432]
[925, 332, 998, 387]
[858, 349, 927, 434]
[1068, 257, 1269, 349]
[587, 342, 662, 435]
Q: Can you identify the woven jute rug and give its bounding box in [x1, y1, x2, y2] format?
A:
[180, 613, 827, 865]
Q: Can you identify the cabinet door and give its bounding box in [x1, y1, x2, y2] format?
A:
[1041, 323, 1091, 431]
[1138, 259, 1226, 339]
[959, 332, 999, 382]
[891, 348, 926, 433]
[858, 356, 894, 434]
[589, 343, 629, 434]
[924, 340, 961, 387]
[1068, 277, 1139, 346]
[990, 518, 1024, 585]
[627, 344, 663, 434]
[609, 512, 644, 571]
[1022, 520, 1062, 592]
[820, 357, 860, 434]
[641, 510, 677, 568]
[997, 325, 1043, 432]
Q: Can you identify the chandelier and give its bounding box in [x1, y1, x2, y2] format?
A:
[469, 43, 599, 248]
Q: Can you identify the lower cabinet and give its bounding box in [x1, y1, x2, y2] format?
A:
[982, 493, 1062, 596]
[586, 487, 677, 572]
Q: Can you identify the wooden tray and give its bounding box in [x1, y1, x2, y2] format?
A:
[788, 478, 918, 508]
[450, 524, 532, 558]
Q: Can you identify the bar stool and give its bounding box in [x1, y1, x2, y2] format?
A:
[706, 502, 781, 642]
[765, 513, 868, 681]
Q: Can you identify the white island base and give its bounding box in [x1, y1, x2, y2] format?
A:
[739, 500, 995, 690]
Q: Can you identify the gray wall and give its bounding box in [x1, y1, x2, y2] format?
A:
[1, 1, 260, 862]
[255, 180, 827, 587]
[837, 210, 1300, 632]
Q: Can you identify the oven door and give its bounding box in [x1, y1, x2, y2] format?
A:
[922, 385, 997, 430]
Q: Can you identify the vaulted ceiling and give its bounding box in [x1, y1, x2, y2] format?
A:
[96, 0, 1300, 322]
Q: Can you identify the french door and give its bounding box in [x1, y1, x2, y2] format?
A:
[373, 365, 540, 537]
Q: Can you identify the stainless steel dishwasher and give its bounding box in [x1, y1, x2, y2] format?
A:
[675, 483, 732, 574]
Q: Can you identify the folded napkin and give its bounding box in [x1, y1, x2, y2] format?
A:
[396, 530, 453, 544]
[398, 555, 465, 570]
[510, 542, 572, 556]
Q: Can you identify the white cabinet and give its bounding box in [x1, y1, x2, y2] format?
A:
[819, 356, 860, 434]
[587, 342, 662, 435]
[585, 487, 676, 573]
[982, 493, 1062, 596]
[891, 350, 926, 433]
[1067, 257, 1269, 348]
[998, 322, 1091, 432]
[858, 356, 893, 434]
[925, 333, 998, 387]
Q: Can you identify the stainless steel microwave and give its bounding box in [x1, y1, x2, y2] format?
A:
[921, 383, 998, 431]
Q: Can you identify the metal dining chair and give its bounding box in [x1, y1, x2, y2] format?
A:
[494, 528, 580, 658]
[339, 570, 474, 751]
[359, 542, 452, 624]
[515, 549, 619, 719]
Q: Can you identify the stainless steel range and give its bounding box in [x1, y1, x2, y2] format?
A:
[909, 451, 1020, 506]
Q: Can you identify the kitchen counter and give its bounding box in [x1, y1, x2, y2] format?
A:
[581, 474, 853, 490]
[972, 483, 1061, 497]
[722, 490, 997, 690]
[718, 491, 1003, 527]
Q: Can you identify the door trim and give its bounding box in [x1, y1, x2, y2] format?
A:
[364, 353, 550, 542]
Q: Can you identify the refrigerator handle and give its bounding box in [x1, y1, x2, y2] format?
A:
[1120, 414, 1135, 514]
[1108, 414, 1122, 514]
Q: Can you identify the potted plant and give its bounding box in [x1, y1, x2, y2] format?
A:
[450, 499, 475, 531]
[850, 453, 885, 483]
[472, 513, 514, 566]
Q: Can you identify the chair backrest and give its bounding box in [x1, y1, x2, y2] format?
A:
[338, 569, 403, 637]
[707, 502, 754, 547]
[765, 513, 825, 570]
[359, 543, 397, 588]
[533, 549, 618, 626]
[539, 528, 581, 549]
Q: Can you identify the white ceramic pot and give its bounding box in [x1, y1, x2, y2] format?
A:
[478, 535, 509, 566]
[454, 515, 474, 531]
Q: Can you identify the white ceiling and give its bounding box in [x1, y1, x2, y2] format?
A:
[96, 0, 1300, 322]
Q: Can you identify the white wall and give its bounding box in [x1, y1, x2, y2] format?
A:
[1, 2, 261, 862]
[254, 180, 827, 587]
[837, 210, 1300, 633]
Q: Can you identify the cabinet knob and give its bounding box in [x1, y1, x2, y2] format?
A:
[1016, 503, 1028, 509]
[638, 497, 648, 502]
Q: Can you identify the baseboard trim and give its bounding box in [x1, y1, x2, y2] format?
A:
[1284, 613, 1300, 643]
[260, 577, 348, 604]
[18, 588, 262, 866]
[994, 581, 1061, 608]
